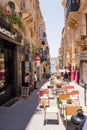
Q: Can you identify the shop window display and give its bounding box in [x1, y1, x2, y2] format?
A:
[0, 52, 5, 88]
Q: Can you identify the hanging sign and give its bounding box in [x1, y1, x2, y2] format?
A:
[0, 26, 17, 39]
[35, 55, 40, 61]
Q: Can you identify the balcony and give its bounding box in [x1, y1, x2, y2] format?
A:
[22, 12, 34, 27]
[66, 0, 80, 18]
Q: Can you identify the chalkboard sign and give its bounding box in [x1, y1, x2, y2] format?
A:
[21, 87, 29, 97]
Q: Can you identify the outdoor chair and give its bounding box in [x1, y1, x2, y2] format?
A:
[38, 89, 50, 107]
[42, 99, 59, 125]
[68, 90, 80, 105]
[58, 93, 70, 108]
[63, 105, 81, 130]
[82, 106, 87, 117]
[65, 85, 74, 93]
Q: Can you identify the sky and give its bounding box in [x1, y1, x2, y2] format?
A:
[39, 0, 64, 58]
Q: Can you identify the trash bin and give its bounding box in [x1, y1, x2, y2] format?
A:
[71, 109, 86, 130]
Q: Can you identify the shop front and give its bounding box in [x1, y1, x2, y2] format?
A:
[0, 19, 22, 105]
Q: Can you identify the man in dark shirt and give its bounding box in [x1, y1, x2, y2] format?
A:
[63, 71, 69, 82]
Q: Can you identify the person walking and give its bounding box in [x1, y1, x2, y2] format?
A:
[24, 72, 30, 87]
[34, 71, 37, 89]
[63, 71, 69, 83]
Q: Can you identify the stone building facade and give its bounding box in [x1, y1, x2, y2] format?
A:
[0, 0, 50, 105]
[59, 0, 87, 85]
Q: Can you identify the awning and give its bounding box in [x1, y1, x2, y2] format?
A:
[59, 69, 70, 73]
[0, 33, 21, 46]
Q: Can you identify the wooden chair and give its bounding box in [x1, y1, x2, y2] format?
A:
[69, 90, 80, 105]
[58, 93, 70, 101]
[82, 106, 87, 117]
[64, 105, 81, 129]
[65, 85, 74, 93]
[58, 93, 70, 107]
[58, 93, 70, 114]
[42, 99, 59, 125]
[38, 89, 50, 106]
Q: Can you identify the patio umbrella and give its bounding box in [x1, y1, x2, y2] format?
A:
[59, 69, 70, 73]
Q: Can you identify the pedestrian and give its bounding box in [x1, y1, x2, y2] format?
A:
[24, 72, 30, 87]
[34, 71, 37, 89]
[63, 71, 69, 83]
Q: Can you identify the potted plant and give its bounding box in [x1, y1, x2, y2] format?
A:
[0, 1, 24, 32]
[7, 1, 24, 32]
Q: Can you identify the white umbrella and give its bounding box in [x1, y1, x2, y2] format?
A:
[59, 69, 70, 73]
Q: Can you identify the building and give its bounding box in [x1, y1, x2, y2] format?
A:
[0, 0, 51, 105]
[60, 0, 87, 85]
[0, 1, 23, 105]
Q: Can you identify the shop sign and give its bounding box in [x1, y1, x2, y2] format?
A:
[0, 26, 17, 39]
[35, 55, 40, 61]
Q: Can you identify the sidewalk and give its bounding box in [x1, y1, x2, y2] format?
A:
[0, 79, 85, 130]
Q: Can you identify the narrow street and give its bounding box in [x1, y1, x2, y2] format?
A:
[0, 0, 87, 130]
[0, 78, 85, 130]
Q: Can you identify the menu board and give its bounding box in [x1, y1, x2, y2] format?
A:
[21, 87, 29, 97]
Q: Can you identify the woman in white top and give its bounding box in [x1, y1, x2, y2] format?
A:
[24, 72, 30, 87]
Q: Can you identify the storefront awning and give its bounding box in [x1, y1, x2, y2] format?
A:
[0, 33, 21, 46]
